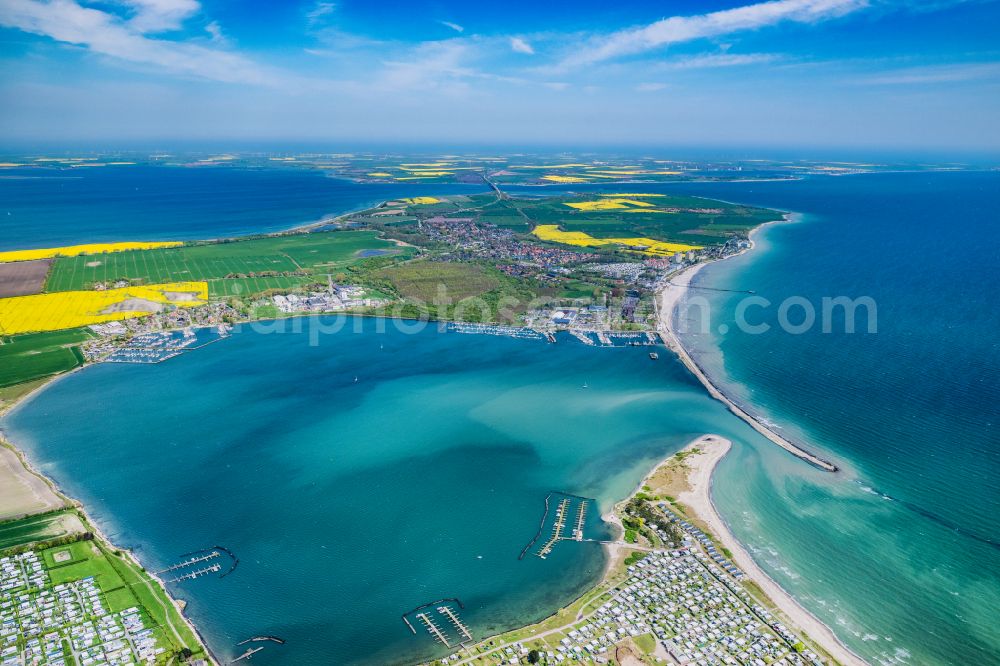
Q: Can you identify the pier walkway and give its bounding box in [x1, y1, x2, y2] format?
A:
[573, 501, 588, 541]
[154, 552, 219, 575]
[438, 606, 473, 642]
[168, 563, 220, 583]
[416, 613, 451, 647]
[536, 498, 570, 558]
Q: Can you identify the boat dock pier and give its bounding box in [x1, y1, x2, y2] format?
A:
[168, 563, 221, 583]
[536, 498, 570, 558]
[573, 500, 588, 541]
[437, 606, 473, 641]
[569, 330, 595, 345]
[597, 331, 611, 345]
[231, 646, 263, 662]
[416, 612, 451, 647]
[154, 551, 220, 575]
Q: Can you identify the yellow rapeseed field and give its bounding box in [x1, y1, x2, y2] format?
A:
[541, 175, 589, 183]
[394, 173, 450, 178]
[367, 172, 393, 177]
[598, 193, 665, 197]
[402, 197, 442, 205]
[0, 282, 209, 335]
[532, 225, 702, 257]
[513, 164, 589, 169]
[0, 242, 183, 264]
[564, 199, 655, 211]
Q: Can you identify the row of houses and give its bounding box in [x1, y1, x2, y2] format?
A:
[660, 503, 746, 581]
[1, 550, 165, 666]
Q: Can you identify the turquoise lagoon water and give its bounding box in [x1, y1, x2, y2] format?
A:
[3, 320, 790, 664]
[2, 170, 998, 664]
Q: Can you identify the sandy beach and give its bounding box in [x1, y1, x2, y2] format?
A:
[650, 227, 867, 664]
[655, 224, 840, 473]
[663, 435, 867, 666]
[0, 443, 66, 520]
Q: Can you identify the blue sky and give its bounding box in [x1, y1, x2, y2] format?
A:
[1, 0, 999, 151]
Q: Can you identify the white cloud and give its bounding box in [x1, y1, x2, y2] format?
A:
[658, 52, 780, 70]
[124, 0, 200, 33]
[853, 61, 1000, 85]
[204, 20, 224, 43]
[306, 1, 335, 27]
[379, 40, 475, 90]
[558, 0, 868, 69]
[0, 0, 279, 85]
[439, 20, 464, 33]
[510, 36, 534, 54]
[636, 82, 667, 92]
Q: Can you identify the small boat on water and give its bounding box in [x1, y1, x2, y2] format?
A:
[649, 352, 659, 360]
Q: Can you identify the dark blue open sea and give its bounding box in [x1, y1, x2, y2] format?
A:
[2, 167, 998, 665]
[0, 165, 481, 250]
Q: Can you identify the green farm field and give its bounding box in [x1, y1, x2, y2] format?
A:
[513, 194, 780, 246]
[0, 328, 92, 388]
[0, 511, 85, 551]
[45, 230, 403, 295]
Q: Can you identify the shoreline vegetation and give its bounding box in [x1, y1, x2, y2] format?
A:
[0, 188, 854, 666]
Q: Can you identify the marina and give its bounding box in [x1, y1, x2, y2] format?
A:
[447, 322, 544, 340]
[155, 546, 238, 583]
[101, 326, 231, 364]
[520, 492, 596, 560]
[402, 599, 472, 649]
[168, 563, 221, 583]
[153, 550, 220, 575]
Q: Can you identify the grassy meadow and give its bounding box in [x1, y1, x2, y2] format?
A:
[0, 328, 93, 388]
